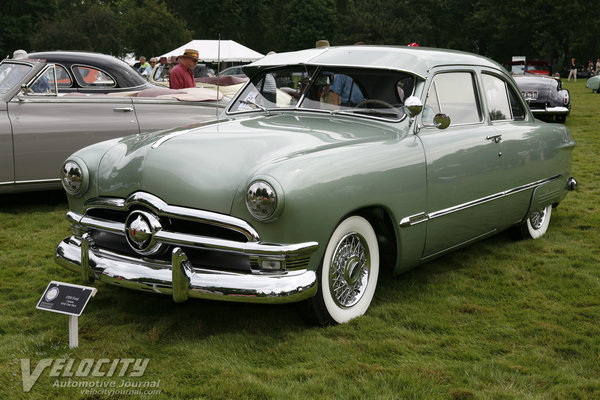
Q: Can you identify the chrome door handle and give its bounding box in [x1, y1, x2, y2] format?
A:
[113, 107, 134, 112]
[486, 134, 502, 143]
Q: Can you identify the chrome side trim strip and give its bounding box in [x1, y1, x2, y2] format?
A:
[13, 178, 61, 185]
[400, 174, 561, 227]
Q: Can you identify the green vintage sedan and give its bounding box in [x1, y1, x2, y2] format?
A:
[55, 46, 577, 325]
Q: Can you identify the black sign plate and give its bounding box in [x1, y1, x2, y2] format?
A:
[36, 281, 96, 317]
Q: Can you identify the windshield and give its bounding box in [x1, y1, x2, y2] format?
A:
[0, 62, 33, 94]
[229, 66, 415, 121]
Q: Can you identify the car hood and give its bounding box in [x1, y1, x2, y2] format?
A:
[97, 113, 404, 214]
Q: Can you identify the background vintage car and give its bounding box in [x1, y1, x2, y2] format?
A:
[56, 46, 576, 325]
[513, 74, 571, 122]
[27, 51, 157, 93]
[585, 75, 600, 92]
[0, 56, 227, 194]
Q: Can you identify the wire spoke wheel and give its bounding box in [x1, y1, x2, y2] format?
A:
[329, 233, 370, 308]
[310, 215, 379, 325]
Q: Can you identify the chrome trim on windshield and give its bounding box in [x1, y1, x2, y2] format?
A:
[400, 175, 562, 227]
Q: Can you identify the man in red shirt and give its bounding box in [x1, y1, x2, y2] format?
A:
[169, 48, 199, 89]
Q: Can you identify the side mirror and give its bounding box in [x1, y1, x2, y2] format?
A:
[433, 113, 451, 129]
[404, 96, 423, 117]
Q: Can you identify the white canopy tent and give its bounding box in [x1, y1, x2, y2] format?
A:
[160, 40, 264, 62]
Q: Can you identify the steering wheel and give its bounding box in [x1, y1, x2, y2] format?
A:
[355, 99, 396, 109]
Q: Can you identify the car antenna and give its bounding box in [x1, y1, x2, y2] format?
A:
[216, 34, 221, 122]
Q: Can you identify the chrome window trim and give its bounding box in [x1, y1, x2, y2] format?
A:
[399, 174, 561, 227]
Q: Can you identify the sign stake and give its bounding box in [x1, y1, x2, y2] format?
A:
[37, 281, 97, 349]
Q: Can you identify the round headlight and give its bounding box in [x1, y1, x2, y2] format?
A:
[61, 159, 89, 196]
[246, 181, 278, 221]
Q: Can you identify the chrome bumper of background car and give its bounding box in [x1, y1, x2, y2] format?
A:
[531, 106, 570, 114]
[56, 236, 318, 304]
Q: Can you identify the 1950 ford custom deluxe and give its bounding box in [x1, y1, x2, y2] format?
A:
[56, 46, 577, 324]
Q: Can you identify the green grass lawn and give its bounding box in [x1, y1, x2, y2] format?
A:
[1, 80, 599, 399]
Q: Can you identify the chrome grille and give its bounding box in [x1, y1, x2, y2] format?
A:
[70, 192, 318, 273]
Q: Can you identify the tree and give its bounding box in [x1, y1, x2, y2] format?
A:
[31, 3, 122, 56]
[0, 0, 59, 58]
[117, 0, 192, 57]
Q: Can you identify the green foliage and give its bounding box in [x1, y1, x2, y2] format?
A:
[117, 0, 192, 57]
[30, 3, 122, 55]
[0, 81, 599, 398]
[2, 0, 600, 67]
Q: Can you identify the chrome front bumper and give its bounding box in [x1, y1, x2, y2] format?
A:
[56, 235, 318, 304]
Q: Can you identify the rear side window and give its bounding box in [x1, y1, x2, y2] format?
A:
[423, 72, 481, 126]
[482, 74, 525, 121]
[73, 65, 115, 87]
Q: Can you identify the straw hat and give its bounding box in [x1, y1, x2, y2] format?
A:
[178, 49, 199, 61]
[315, 40, 330, 48]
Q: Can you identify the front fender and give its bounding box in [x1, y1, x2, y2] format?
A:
[230, 135, 428, 273]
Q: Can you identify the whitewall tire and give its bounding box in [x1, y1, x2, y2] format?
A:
[311, 215, 380, 325]
[520, 205, 552, 239]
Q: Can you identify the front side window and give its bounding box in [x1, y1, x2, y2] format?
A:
[73, 65, 115, 87]
[29, 66, 57, 94]
[482, 74, 525, 121]
[423, 72, 482, 127]
[229, 66, 415, 121]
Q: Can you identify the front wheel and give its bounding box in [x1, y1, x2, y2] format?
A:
[308, 216, 380, 325]
[516, 205, 553, 240]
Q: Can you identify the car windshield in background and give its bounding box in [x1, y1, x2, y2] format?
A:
[0, 62, 32, 94]
[229, 66, 415, 121]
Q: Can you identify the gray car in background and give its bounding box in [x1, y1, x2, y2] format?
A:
[0, 54, 227, 194]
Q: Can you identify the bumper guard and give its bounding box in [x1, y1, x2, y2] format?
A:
[55, 235, 318, 304]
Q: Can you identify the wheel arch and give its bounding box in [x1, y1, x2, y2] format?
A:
[340, 206, 399, 272]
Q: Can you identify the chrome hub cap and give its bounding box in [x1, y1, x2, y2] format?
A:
[530, 208, 547, 230]
[329, 233, 370, 308]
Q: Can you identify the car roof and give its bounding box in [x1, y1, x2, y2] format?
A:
[243, 45, 504, 79]
[27, 50, 148, 88]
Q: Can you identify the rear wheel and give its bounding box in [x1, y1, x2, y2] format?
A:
[308, 216, 380, 325]
[516, 205, 552, 240]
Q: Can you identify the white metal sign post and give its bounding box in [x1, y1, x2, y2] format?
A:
[37, 281, 97, 348]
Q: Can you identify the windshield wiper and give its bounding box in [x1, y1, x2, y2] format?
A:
[239, 99, 271, 115]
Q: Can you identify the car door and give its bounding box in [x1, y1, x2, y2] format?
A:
[0, 101, 13, 192]
[417, 69, 505, 258]
[8, 65, 141, 186]
[479, 72, 539, 228]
